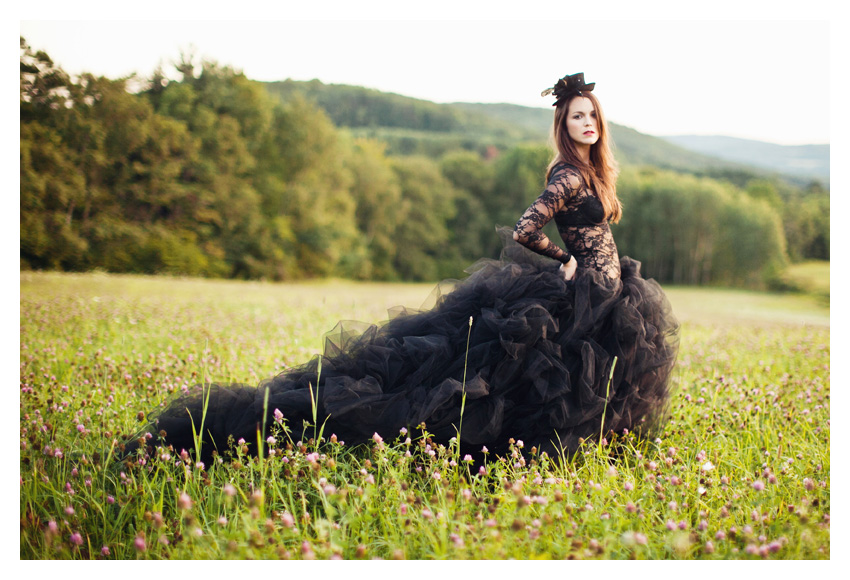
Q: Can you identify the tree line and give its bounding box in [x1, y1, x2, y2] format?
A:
[20, 39, 828, 288]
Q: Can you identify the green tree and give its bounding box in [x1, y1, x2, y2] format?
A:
[390, 156, 458, 281]
[440, 151, 498, 264]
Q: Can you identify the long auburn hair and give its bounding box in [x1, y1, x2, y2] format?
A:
[546, 91, 621, 222]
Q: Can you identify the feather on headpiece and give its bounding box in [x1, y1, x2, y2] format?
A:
[541, 72, 595, 106]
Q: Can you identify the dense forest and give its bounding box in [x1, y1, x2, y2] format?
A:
[20, 39, 829, 287]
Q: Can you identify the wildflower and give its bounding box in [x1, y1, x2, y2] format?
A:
[224, 484, 236, 497]
[462, 488, 472, 501]
[715, 530, 726, 540]
[678, 521, 687, 530]
[372, 432, 384, 446]
[399, 504, 408, 515]
[196, 461, 205, 471]
[450, 533, 464, 547]
[281, 512, 295, 528]
[101, 546, 110, 556]
[106, 496, 115, 504]
[478, 466, 487, 476]
[624, 481, 634, 491]
[266, 436, 276, 446]
[301, 541, 315, 559]
[701, 461, 715, 473]
[177, 492, 192, 510]
[64, 506, 75, 516]
[463, 454, 473, 462]
[635, 533, 648, 546]
[250, 490, 264, 507]
[134, 536, 146, 552]
[698, 520, 708, 531]
[70, 532, 83, 546]
[218, 516, 227, 525]
[625, 501, 637, 513]
[752, 480, 765, 491]
[516, 440, 524, 448]
[704, 541, 715, 554]
[698, 486, 707, 495]
[648, 461, 658, 471]
[273, 408, 284, 423]
[745, 543, 758, 555]
[666, 519, 676, 530]
[237, 438, 246, 446]
[481, 446, 489, 454]
[803, 478, 814, 491]
[399, 427, 408, 435]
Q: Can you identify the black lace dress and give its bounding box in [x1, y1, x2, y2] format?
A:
[130, 163, 678, 461]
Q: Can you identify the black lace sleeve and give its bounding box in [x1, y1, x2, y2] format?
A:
[513, 166, 580, 264]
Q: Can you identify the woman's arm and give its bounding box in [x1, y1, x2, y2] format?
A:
[513, 169, 580, 267]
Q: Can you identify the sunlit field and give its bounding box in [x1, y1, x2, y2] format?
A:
[20, 271, 829, 559]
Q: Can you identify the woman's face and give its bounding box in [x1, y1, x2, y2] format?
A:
[566, 97, 599, 147]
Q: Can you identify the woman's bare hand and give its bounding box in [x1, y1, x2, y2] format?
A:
[559, 257, 578, 281]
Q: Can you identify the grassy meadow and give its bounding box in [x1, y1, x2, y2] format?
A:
[19, 269, 830, 559]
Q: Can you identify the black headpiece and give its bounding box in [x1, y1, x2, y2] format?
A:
[541, 72, 595, 106]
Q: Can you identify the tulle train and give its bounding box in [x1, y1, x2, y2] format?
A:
[127, 231, 679, 461]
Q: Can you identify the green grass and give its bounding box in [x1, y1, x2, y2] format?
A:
[783, 261, 830, 300]
[20, 271, 830, 559]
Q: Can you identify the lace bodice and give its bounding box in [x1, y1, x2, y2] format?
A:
[514, 163, 621, 279]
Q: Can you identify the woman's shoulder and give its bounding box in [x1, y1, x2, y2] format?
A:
[548, 162, 584, 190]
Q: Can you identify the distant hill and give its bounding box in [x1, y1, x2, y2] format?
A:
[263, 80, 823, 187]
[661, 135, 829, 185]
[451, 103, 818, 187]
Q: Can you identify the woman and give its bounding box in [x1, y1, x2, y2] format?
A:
[125, 73, 678, 462]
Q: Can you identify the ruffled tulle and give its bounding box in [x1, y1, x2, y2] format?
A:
[130, 229, 678, 461]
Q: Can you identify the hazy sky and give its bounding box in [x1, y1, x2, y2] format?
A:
[19, 14, 834, 146]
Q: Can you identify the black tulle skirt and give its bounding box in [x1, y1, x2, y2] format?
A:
[134, 231, 679, 461]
